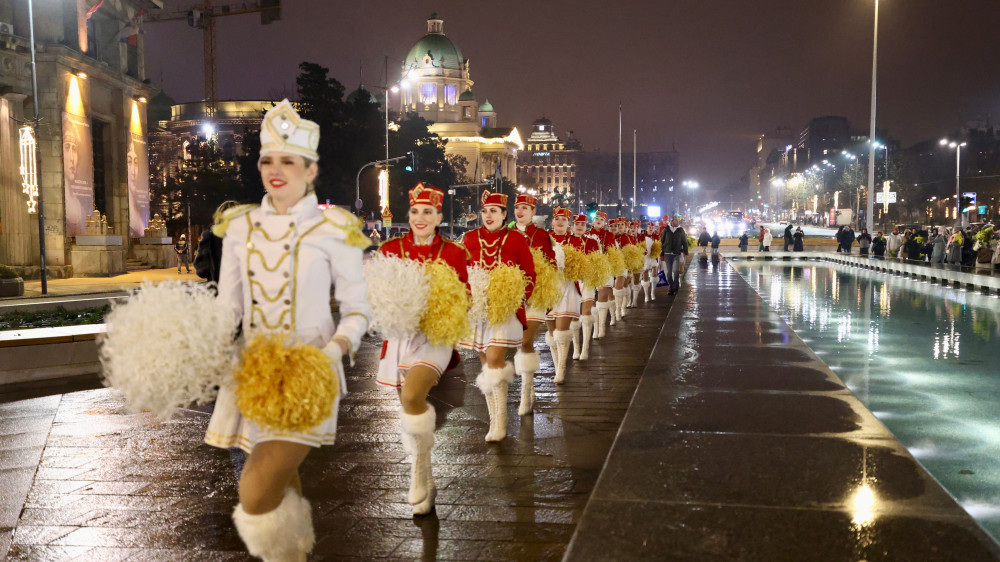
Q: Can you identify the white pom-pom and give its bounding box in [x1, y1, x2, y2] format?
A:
[553, 244, 566, 271]
[99, 281, 239, 420]
[363, 254, 428, 339]
[467, 265, 490, 325]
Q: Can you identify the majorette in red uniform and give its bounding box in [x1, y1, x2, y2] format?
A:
[610, 217, 632, 321]
[377, 183, 468, 516]
[626, 219, 645, 308]
[460, 190, 536, 442]
[588, 210, 617, 335]
[545, 206, 583, 383]
[510, 193, 555, 416]
[572, 213, 601, 355]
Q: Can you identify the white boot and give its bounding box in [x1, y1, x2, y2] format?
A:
[545, 330, 561, 381]
[514, 350, 539, 416]
[400, 405, 436, 515]
[609, 293, 618, 325]
[591, 307, 601, 339]
[232, 488, 315, 562]
[621, 285, 631, 316]
[642, 279, 652, 302]
[553, 329, 573, 384]
[580, 315, 594, 360]
[570, 319, 581, 359]
[596, 301, 610, 338]
[477, 362, 514, 442]
[612, 289, 625, 322]
[632, 284, 642, 307]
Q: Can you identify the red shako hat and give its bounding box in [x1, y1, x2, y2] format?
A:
[552, 206, 572, 218]
[574, 213, 589, 223]
[481, 189, 508, 208]
[514, 193, 538, 207]
[408, 182, 444, 210]
[595, 210, 608, 220]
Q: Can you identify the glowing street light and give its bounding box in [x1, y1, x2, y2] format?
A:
[940, 138, 968, 226]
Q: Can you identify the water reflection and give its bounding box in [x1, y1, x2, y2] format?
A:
[734, 261, 1000, 541]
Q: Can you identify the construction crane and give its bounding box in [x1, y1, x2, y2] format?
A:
[144, 0, 281, 116]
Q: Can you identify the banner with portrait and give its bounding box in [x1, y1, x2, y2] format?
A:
[62, 111, 94, 236]
[127, 132, 150, 237]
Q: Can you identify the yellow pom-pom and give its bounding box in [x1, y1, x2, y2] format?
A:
[234, 334, 339, 432]
[606, 246, 626, 277]
[583, 251, 611, 291]
[487, 264, 528, 325]
[527, 248, 563, 310]
[562, 246, 587, 282]
[651, 240, 662, 258]
[622, 244, 645, 273]
[420, 262, 471, 346]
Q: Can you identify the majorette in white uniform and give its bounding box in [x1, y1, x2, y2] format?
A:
[206, 99, 371, 562]
[374, 183, 469, 515]
[546, 206, 582, 384]
[459, 190, 536, 441]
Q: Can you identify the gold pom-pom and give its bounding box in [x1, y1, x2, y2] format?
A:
[527, 248, 563, 310]
[487, 264, 528, 325]
[622, 244, 645, 273]
[420, 261, 471, 346]
[234, 333, 339, 432]
[651, 240, 662, 258]
[562, 246, 587, 282]
[583, 251, 611, 291]
[606, 246, 626, 277]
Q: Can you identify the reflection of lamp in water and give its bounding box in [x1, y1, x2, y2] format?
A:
[851, 483, 877, 527]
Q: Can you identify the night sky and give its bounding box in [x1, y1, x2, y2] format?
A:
[145, 0, 1000, 195]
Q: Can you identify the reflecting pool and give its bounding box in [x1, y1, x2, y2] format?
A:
[734, 261, 1000, 540]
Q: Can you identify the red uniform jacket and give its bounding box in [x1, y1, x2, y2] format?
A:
[515, 223, 556, 265]
[462, 226, 536, 327]
[590, 227, 617, 253]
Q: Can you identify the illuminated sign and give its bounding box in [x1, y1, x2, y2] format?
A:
[533, 152, 550, 157]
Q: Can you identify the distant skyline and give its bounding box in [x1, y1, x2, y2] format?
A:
[145, 0, 1000, 197]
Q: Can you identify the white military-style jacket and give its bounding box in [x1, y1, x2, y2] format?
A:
[216, 193, 371, 362]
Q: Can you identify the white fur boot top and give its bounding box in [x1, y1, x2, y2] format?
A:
[232, 488, 315, 562]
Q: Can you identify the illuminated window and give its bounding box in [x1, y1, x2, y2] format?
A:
[444, 84, 457, 105]
[463, 106, 471, 119]
[420, 84, 436, 105]
[481, 116, 488, 127]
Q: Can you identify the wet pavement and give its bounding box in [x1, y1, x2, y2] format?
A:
[566, 256, 1000, 561]
[0, 291, 673, 560]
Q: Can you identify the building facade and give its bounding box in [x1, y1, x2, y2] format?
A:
[517, 117, 582, 204]
[0, 0, 159, 277]
[400, 14, 520, 183]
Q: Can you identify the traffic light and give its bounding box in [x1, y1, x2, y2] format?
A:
[960, 195, 974, 213]
[586, 201, 598, 220]
[405, 151, 418, 172]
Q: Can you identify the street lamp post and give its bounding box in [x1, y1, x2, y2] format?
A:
[940, 139, 967, 226]
[865, 0, 880, 234]
[27, 0, 48, 294]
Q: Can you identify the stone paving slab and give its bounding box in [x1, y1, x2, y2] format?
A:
[566, 257, 1000, 561]
[0, 289, 673, 560]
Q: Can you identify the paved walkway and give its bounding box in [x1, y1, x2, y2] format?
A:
[567, 256, 1000, 561]
[0, 290, 674, 560]
[0, 269, 199, 310]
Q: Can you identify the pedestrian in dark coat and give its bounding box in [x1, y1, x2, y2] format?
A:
[857, 229, 872, 256]
[710, 232, 721, 257]
[783, 224, 793, 251]
[738, 232, 749, 252]
[872, 232, 887, 257]
[793, 228, 804, 251]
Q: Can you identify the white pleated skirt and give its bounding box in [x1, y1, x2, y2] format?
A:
[458, 315, 523, 352]
[376, 332, 453, 388]
[547, 281, 581, 319]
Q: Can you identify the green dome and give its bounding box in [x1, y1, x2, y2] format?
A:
[459, 88, 476, 102]
[346, 85, 378, 105]
[478, 99, 494, 112]
[405, 33, 464, 71]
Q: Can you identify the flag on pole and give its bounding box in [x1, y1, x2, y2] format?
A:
[119, 7, 145, 45]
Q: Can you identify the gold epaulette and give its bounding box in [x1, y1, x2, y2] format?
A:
[211, 204, 258, 237]
[322, 207, 369, 249]
[379, 235, 406, 250]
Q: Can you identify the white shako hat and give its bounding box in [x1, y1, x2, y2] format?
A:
[259, 99, 320, 163]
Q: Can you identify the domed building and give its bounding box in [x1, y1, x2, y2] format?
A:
[399, 14, 521, 183]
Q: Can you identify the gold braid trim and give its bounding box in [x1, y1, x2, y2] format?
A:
[211, 204, 257, 237]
